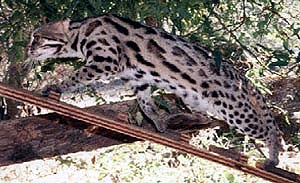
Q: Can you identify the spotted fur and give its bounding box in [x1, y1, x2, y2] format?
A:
[27, 14, 282, 167]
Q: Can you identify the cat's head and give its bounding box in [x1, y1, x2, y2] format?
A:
[27, 18, 72, 61]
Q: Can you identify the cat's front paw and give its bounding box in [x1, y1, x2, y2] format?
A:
[41, 85, 62, 97]
[262, 158, 279, 171]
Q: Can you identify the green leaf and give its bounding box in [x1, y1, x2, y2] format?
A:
[0, 30, 10, 42]
[296, 52, 300, 63]
[224, 171, 235, 182]
[268, 60, 288, 68]
[273, 51, 290, 62]
[154, 96, 170, 111]
[283, 40, 289, 50]
[35, 73, 42, 80]
[213, 49, 222, 71]
[41, 63, 55, 72]
[135, 112, 143, 126]
[10, 11, 23, 24]
[4, 0, 14, 9]
[294, 28, 300, 35]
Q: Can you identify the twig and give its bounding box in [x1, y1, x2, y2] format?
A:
[250, 0, 300, 40]
[211, 10, 285, 77]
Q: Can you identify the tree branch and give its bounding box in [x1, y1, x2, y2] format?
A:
[211, 10, 284, 77]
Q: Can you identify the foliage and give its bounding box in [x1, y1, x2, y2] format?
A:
[0, 0, 299, 79]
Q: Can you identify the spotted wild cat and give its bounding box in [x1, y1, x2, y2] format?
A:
[27, 14, 282, 168]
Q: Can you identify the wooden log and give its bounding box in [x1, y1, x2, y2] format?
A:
[0, 100, 138, 167]
[0, 99, 217, 167]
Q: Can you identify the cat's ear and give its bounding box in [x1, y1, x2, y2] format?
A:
[42, 17, 50, 24]
[43, 18, 71, 35]
[37, 18, 71, 41]
[54, 18, 71, 33]
[61, 18, 71, 29]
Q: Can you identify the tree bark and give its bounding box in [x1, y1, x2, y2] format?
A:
[0, 99, 217, 167]
[0, 113, 136, 167]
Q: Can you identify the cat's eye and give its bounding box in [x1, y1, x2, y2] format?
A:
[33, 35, 41, 42]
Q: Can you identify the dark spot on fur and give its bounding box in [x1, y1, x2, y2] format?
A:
[218, 91, 225, 97]
[161, 32, 176, 41]
[221, 109, 226, 115]
[98, 38, 110, 46]
[154, 79, 161, 83]
[178, 37, 187, 42]
[172, 46, 185, 56]
[162, 79, 170, 83]
[214, 101, 221, 105]
[181, 73, 196, 84]
[114, 15, 151, 32]
[201, 82, 209, 88]
[87, 73, 94, 78]
[71, 33, 79, 51]
[214, 80, 222, 86]
[211, 91, 219, 98]
[178, 84, 186, 89]
[223, 81, 231, 88]
[80, 39, 87, 53]
[150, 71, 160, 77]
[112, 36, 120, 44]
[135, 33, 144, 39]
[126, 41, 141, 52]
[90, 65, 103, 73]
[209, 62, 221, 75]
[135, 73, 143, 78]
[105, 66, 111, 71]
[169, 85, 176, 90]
[162, 61, 181, 73]
[172, 46, 197, 66]
[193, 45, 210, 59]
[202, 91, 209, 97]
[94, 55, 105, 62]
[137, 70, 146, 74]
[183, 92, 188, 98]
[230, 95, 237, 101]
[86, 41, 96, 49]
[135, 84, 149, 93]
[198, 69, 207, 77]
[147, 39, 166, 54]
[109, 47, 117, 55]
[236, 119, 242, 124]
[136, 54, 155, 68]
[85, 20, 102, 36]
[113, 15, 138, 26]
[145, 27, 157, 34]
[86, 50, 92, 58]
[104, 17, 129, 35]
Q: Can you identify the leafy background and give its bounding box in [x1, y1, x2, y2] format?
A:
[0, 0, 299, 182]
